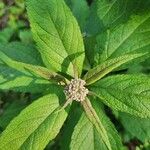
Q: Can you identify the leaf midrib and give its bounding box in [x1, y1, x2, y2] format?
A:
[47, 0, 78, 77]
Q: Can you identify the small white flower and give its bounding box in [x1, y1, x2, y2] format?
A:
[64, 79, 89, 102]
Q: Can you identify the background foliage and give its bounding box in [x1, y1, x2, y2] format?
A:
[0, 0, 150, 150]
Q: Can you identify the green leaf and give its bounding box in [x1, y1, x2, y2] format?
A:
[0, 42, 43, 66]
[0, 2, 5, 17]
[127, 64, 144, 74]
[81, 98, 111, 150]
[96, 12, 150, 64]
[96, 0, 128, 33]
[96, 0, 143, 29]
[84, 36, 97, 67]
[0, 49, 64, 82]
[0, 64, 51, 93]
[87, 0, 150, 35]
[85, 1, 102, 36]
[26, 0, 85, 77]
[96, 0, 127, 28]
[0, 101, 26, 130]
[119, 112, 150, 143]
[0, 93, 68, 150]
[60, 103, 82, 150]
[0, 43, 58, 93]
[65, 0, 89, 31]
[85, 0, 150, 64]
[83, 53, 145, 85]
[19, 30, 33, 44]
[70, 100, 123, 150]
[0, 28, 14, 43]
[90, 75, 150, 118]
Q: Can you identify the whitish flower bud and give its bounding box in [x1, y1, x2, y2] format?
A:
[64, 79, 89, 102]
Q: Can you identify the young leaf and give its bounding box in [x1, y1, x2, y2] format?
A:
[81, 98, 111, 150]
[0, 64, 51, 93]
[70, 100, 123, 150]
[96, 12, 150, 64]
[0, 42, 59, 93]
[26, 0, 85, 77]
[90, 75, 150, 118]
[0, 93, 68, 150]
[0, 50, 63, 82]
[83, 53, 145, 85]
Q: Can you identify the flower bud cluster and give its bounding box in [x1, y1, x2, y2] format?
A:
[64, 79, 89, 102]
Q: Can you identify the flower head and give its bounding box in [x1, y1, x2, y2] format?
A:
[64, 79, 89, 102]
